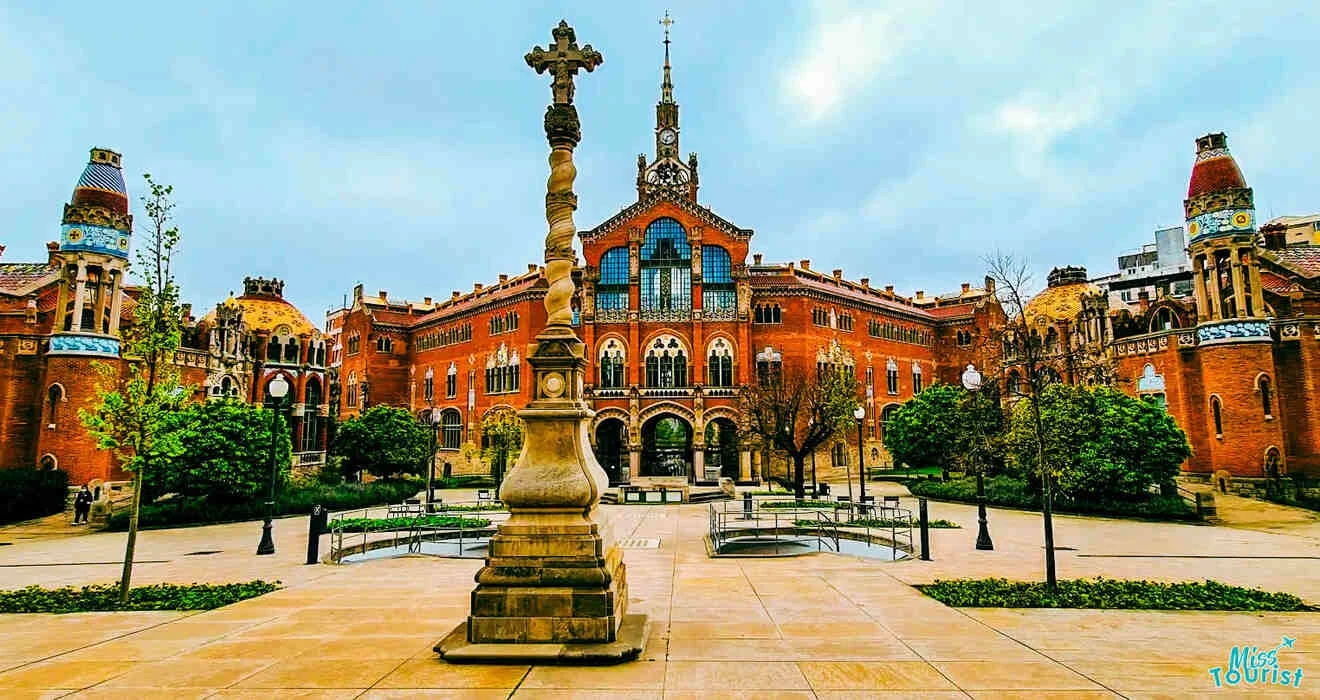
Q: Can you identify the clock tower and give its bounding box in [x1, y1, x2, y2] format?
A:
[638, 11, 698, 202]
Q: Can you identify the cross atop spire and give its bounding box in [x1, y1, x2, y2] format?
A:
[659, 11, 675, 104]
[525, 20, 603, 105]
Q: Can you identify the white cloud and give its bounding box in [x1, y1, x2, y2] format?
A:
[783, 1, 927, 123]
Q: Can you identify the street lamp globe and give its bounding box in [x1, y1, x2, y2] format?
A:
[960, 364, 983, 392]
[268, 374, 290, 399]
[852, 405, 865, 420]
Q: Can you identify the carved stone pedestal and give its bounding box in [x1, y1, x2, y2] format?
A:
[436, 327, 647, 664]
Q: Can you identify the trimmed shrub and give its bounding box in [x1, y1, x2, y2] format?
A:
[106, 478, 423, 531]
[0, 581, 280, 613]
[906, 475, 1197, 521]
[1, 468, 70, 524]
[333, 515, 491, 532]
[918, 577, 1312, 611]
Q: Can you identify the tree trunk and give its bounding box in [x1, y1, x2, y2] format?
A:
[119, 462, 144, 603]
[1029, 392, 1057, 590]
[792, 454, 806, 500]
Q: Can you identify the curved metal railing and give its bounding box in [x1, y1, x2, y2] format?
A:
[327, 500, 509, 563]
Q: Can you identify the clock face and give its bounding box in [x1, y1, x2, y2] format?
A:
[659, 129, 676, 145]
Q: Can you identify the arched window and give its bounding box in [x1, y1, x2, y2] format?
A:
[755, 346, 782, 385]
[220, 375, 235, 398]
[912, 362, 924, 394]
[598, 339, 626, 388]
[46, 384, 64, 427]
[701, 245, 735, 314]
[645, 336, 687, 388]
[346, 372, 358, 409]
[831, 442, 849, 467]
[440, 408, 462, 450]
[1150, 307, 1178, 332]
[640, 218, 691, 315]
[424, 367, 434, 401]
[1265, 447, 1282, 478]
[1006, 370, 1022, 396]
[1259, 375, 1273, 419]
[1044, 327, 1060, 354]
[446, 362, 458, 398]
[1211, 396, 1223, 437]
[707, 338, 734, 387]
[886, 358, 899, 395]
[302, 378, 323, 452]
[880, 404, 900, 440]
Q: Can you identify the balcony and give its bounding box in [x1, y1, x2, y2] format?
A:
[591, 388, 628, 399]
[639, 387, 693, 398]
[702, 386, 739, 398]
[595, 307, 629, 323]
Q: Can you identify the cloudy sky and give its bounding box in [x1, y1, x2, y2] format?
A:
[3, 1, 1318, 318]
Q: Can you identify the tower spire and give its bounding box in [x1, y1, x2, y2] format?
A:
[660, 11, 675, 104]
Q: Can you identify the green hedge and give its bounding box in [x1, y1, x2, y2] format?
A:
[1, 468, 69, 525]
[333, 515, 491, 532]
[107, 478, 423, 531]
[0, 581, 280, 613]
[918, 577, 1313, 611]
[760, 500, 842, 509]
[905, 475, 1198, 521]
[434, 475, 496, 489]
[794, 518, 959, 529]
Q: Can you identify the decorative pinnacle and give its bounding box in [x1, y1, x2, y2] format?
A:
[660, 11, 675, 104]
[525, 20, 603, 105]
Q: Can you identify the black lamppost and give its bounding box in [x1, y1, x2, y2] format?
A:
[852, 405, 867, 508]
[257, 374, 290, 556]
[961, 364, 994, 551]
[422, 405, 441, 512]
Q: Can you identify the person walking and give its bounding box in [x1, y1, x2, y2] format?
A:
[73, 485, 92, 525]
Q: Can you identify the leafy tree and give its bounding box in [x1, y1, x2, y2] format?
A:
[480, 409, 524, 489]
[145, 399, 290, 503]
[882, 383, 964, 478]
[332, 405, 429, 478]
[954, 380, 1007, 477]
[742, 361, 860, 500]
[1006, 384, 1190, 500]
[81, 174, 188, 602]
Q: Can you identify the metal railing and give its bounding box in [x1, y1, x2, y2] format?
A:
[708, 494, 913, 561]
[327, 500, 509, 563]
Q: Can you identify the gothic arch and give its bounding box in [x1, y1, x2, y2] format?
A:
[481, 403, 518, 420]
[1263, 445, 1285, 476]
[592, 406, 632, 430]
[595, 334, 629, 359]
[638, 400, 695, 424]
[641, 331, 689, 354]
[38, 453, 58, 470]
[702, 405, 741, 424]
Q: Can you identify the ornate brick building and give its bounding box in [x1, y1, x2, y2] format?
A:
[327, 42, 1003, 486]
[0, 149, 328, 488]
[1035, 133, 1320, 481]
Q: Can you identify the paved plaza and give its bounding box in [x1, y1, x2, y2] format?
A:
[2, 485, 1319, 698]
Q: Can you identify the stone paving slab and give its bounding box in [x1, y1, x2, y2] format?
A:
[0, 489, 1318, 697]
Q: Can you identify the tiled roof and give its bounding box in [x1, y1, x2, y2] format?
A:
[1262, 245, 1320, 278]
[410, 272, 543, 328]
[1260, 271, 1296, 294]
[0, 263, 59, 295]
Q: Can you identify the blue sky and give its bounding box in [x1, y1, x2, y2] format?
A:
[3, 1, 1318, 319]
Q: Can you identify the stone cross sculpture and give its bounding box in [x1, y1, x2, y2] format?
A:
[436, 20, 646, 665]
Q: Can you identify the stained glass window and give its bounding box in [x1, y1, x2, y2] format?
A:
[641, 218, 691, 313]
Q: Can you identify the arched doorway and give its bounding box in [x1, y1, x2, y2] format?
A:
[641, 414, 691, 478]
[704, 418, 739, 480]
[594, 418, 628, 485]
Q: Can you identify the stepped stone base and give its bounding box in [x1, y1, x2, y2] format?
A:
[435, 613, 649, 665]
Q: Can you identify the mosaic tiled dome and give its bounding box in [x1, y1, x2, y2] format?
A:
[1023, 266, 1102, 323]
[200, 277, 317, 336]
[1187, 133, 1246, 199]
[70, 148, 129, 216]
